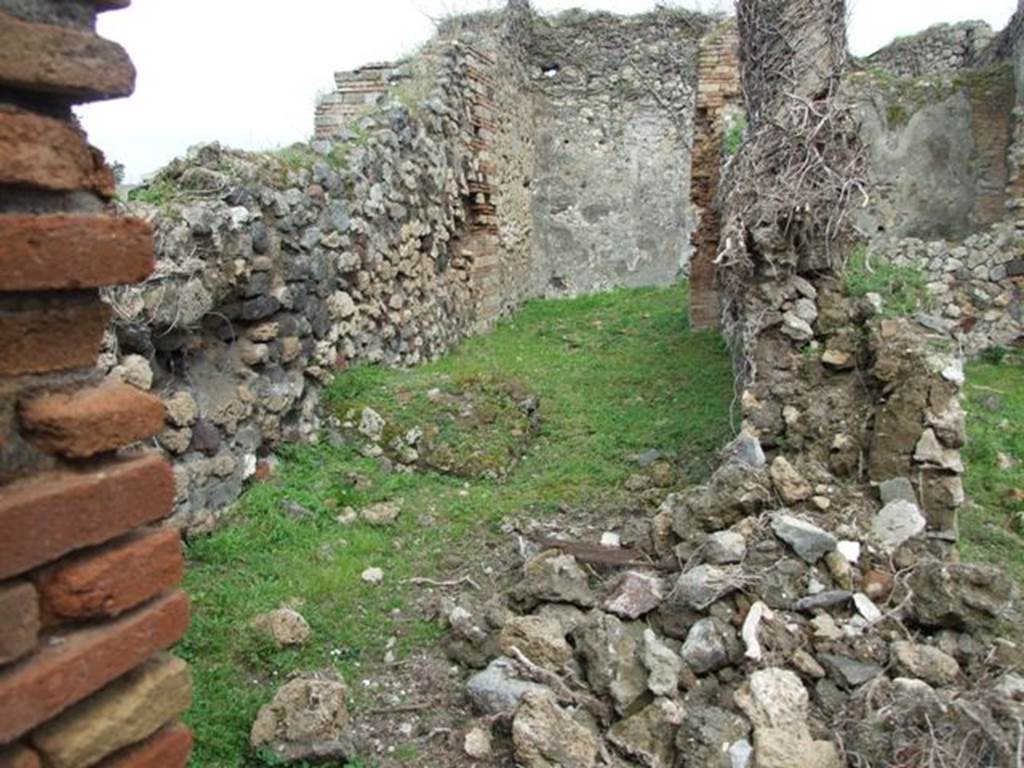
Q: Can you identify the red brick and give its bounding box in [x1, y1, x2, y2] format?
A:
[0, 295, 110, 377]
[0, 590, 189, 743]
[0, 453, 173, 581]
[0, 12, 135, 102]
[0, 745, 41, 768]
[99, 722, 192, 768]
[36, 529, 183, 624]
[20, 382, 165, 459]
[0, 107, 114, 196]
[0, 581, 39, 666]
[0, 215, 154, 292]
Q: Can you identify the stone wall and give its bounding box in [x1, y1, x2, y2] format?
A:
[111, 10, 538, 532]
[0, 1, 192, 766]
[314, 62, 406, 140]
[868, 219, 1024, 354]
[863, 20, 994, 78]
[526, 8, 709, 297]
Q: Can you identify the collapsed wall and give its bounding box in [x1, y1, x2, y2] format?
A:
[115, 1, 712, 531]
[0, 1, 192, 766]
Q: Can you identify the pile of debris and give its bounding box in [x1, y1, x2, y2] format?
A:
[446, 445, 1021, 767]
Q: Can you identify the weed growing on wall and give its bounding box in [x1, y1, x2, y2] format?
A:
[843, 243, 932, 316]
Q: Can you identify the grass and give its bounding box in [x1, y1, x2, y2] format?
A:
[961, 355, 1024, 586]
[722, 113, 746, 158]
[843, 243, 932, 317]
[179, 284, 735, 767]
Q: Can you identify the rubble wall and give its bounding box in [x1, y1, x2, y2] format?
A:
[111, 18, 536, 532]
[862, 20, 994, 78]
[526, 9, 709, 297]
[0, 1, 192, 765]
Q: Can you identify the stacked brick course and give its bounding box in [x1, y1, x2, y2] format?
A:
[0, 1, 191, 766]
[688, 20, 741, 331]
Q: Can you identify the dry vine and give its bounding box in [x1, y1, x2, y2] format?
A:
[715, 0, 867, 373]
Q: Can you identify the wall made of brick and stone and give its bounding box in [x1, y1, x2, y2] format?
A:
[862, 20, 995, 78]
[0, 1, 192, 765]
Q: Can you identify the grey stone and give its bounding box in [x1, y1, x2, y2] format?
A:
[878, 477, 916, 506]
[819, 654, 884, 688]
[793, 590, 852, 613]
[358, 407, 385, 441]
[642, 628, 681, 696]
[771, 514, 836, 563]
[466, 657, 551, 715]
[574, 613, 647, 715]
[513, 551, 596, 610]
[682, 617, 736, 675]
[250, 608, 312, 648]
[360, 501, 400, 525]
[721, 431, 765, 468]
[769, 457, 812, 504]
[704, 530, 747, 564]
[871, 499, 927, 552]
[672, 565, 743, 610]
[675, 706, 751, 768]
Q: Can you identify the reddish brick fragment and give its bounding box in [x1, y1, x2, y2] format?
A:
[0, 107, 114, 195]
[37, 529, 183, 624]
[0, 215, 154, 292]
[0, 590, 189, 744]
[0, 11, 135, 102]
[20, 382, 165, 458]
[0, 295, 110, 377]
[0, 453, 173, 581]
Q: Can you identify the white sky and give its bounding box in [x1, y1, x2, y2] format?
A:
[78, 0, 1018, 182]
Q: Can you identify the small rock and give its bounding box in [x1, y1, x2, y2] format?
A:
[682, 618, 736, 674]
[811, 495, 831, 510]
[643, 629, 681, 696]
[625, 473, 651, 492]
[753, 729, 842, 768]
[771, 514, 836, 563]
[891, 641, 961, 686]
[819, 654, 883, 688]
[114, 354, 154, 390]
[824, 552, 854, 590]
[781, 312, 814, 341]
[358, 407, 385, 441]
[704, 531, 747, 564]
[633, 449, 663, 467]
[910, 562, 1015, 629]
[600, 531, 622, 548]
[672, 565, 743, 610]
[574, 613, 647, 715]
[251, 608, 312, 648]
[721, 431, 766, 468]
[871, 499, 927, 552]
[675, 706, 751, 768]
[464, 727, 492, 759]
[836, 540, 861, 563]
[649, 461, 675, 488]
[280, 500, 312, 520]
[879, 477, 916, 506]
[862, 570, 895, 602]
[512, 551, 596, 610]
[360, 502, 400, 526]
[250, 671, 355, 763]
[466, 657, 550, 715]
[512, 691, 600, 768]
[853, 593, 883, 623]
[607, 698, 685, 768]
[164, 391, 198, 427]
[997, 452, 1019, 470]
[794, 590, 851, 613]
[790, 649, 825, 679]
[604, 571, 664, 619]
[914, 429, 964, 473]
[499, 616, 573, 668]
[335, 507, 358, 525]
[361, 567, 384, 584]
[769, 457, 812, 504]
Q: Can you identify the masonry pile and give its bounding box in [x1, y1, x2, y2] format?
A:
[0, 2, 192, 766]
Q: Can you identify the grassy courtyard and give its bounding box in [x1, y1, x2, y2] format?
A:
[179, 284, 735, 766]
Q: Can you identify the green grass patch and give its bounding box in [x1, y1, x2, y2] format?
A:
[722, 114, 746, 157]
[961, 357, 1024, 586]
[180, 284, 734, 766]
[843, 243, 932, 317]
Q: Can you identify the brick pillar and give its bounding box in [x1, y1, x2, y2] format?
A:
[688, 21, 741, 331]
[0, 3, 192, 766]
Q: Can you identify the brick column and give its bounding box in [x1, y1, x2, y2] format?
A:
[0, 3, 192, 767]
[688, 21, 741, 331]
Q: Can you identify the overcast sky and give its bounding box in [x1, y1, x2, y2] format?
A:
[78, 0, 1018, 182]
